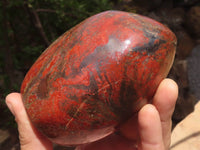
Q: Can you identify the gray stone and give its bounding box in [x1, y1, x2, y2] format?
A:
[187, 45, 200, 100]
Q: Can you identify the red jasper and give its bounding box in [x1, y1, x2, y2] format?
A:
[21, 10, 177, 146]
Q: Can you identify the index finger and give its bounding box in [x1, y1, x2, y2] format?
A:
[152, 78, 178, 148]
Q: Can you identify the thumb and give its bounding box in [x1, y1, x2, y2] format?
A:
[6, 93, 53, 150]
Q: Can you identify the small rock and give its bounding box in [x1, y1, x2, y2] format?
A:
[186, 6, 200, 38]
[169, 59, 189, 88]
[175, 29, 195, 59]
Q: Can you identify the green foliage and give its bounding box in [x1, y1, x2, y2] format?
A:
[0, 0, 114, 129]
[0, 0, 113, 85]
[31, 0, 113, 35]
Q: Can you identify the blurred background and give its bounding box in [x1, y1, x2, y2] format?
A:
[0, 0, 200, 149]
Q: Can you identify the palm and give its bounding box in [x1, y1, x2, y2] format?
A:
[6, 79, 178, 150]
[76, 79, 178, 150]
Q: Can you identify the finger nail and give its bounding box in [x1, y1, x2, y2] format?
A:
[6, 102, 15, 116]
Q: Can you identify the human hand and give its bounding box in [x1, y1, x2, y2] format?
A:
[76, 78, 178, 150]
[6, 78, 178, 150]
[5, 93, 53, 150]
